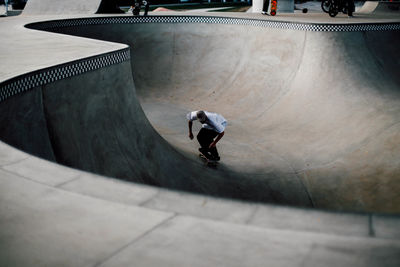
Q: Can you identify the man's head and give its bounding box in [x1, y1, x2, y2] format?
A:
[196, 110, 207, 123]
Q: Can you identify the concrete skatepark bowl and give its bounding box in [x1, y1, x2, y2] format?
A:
[1, 2, 400, 265]
[8, 15, 398, 214]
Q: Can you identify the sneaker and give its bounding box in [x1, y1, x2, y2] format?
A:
[199, 148, 212, 159]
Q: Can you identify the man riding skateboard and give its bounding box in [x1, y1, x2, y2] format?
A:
[187, 110, 227, 161]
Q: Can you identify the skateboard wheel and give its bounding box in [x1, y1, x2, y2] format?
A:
[270, 11, 276, 16]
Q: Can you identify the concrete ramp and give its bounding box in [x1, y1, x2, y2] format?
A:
[358, 1, 400, 14]
[23, 0, 122, 15]
[358, 1, 379, 13]
[132, 25, 400, 213]
[2, 17, 400, 214]
[26, 18, 399, 213]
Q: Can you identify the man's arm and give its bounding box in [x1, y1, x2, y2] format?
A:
[209, 131, 224, 148]
[188, 120, 194, 140]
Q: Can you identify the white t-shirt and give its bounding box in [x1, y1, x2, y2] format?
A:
[187, 111, 227, 133]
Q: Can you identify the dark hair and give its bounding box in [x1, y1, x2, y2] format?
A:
[197, 110, 207, 122]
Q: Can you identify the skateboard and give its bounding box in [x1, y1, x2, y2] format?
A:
[199, 153, 218, 167]
[270, 0, 277, 16]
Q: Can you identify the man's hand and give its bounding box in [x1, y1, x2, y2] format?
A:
[188, 120, 194, 140]
[209, 131, 224, 148]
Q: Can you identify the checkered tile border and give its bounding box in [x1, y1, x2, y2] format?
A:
[0, 48, 130, 102]
[26, 15, 400, 32]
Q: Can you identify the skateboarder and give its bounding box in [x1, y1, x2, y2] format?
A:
[187, 110, 227, 161]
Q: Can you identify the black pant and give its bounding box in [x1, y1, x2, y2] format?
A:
[347, 0, 354, 16]
[262, 0, 269, 12]
[197, 128, 219, 159]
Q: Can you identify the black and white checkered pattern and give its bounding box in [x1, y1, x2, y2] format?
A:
[26, 15, 400, 32]
[0, 49, 130, 102]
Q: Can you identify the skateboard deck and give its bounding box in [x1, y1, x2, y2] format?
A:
[199, 153, 218, 166]
[270, 0, 277, 16]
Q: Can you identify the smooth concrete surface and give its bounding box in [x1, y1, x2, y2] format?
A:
[359, 1, 380, 13]
[1, 6, 400, 267]
[0, 16, 125, 82]
[365, 1, 400, 14]
[357, 1, 400, 14]
[1, 141, 400, 267]
[23, 0, 124, 15]
[45, 18, 400, 213]
[23, 0, 102, 15]
[374, 1, 400, 13]
[0, 85, 56, 161]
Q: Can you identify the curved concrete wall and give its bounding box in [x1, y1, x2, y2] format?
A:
[0, 33, 312, 207]
[0, 49, 130, 161]
[1, 16, 400, 213]
[2, 13, 400, 267]
[359, 1, 400, 14]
